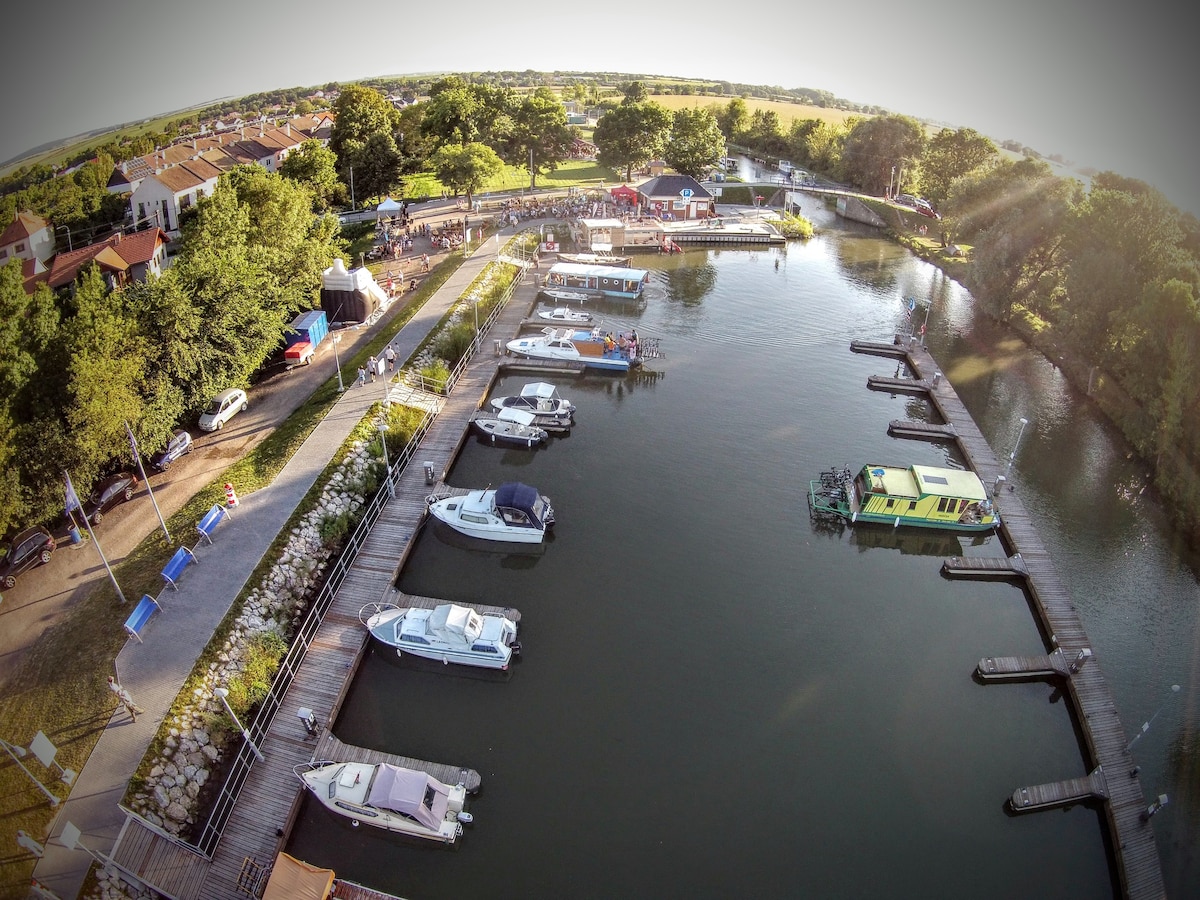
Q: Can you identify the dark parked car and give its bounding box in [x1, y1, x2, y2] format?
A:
[0, 526, 56, 589]
[82, 472, 140, 525]
[150, 430, 194, 471]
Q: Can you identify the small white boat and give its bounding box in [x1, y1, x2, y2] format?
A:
[489, 382, 576, 419]
[471, 407, 549, 447]
[294, 760, 470, 842]
[539, 286, 602, 303]
[360, 601, 520, 669]
[537, 306, 593, 324]
[427, 482, 555, 544]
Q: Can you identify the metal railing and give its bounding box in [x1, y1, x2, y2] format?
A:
[189, 251, 524, 856]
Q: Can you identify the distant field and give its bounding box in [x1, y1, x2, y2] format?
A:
[648, 94, 862, 127]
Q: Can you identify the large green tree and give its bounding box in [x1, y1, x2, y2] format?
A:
[921, 127, 997, 207]
[280, 139, 340, 211]
[429, 143, 504, 206]
[840, 114, 926, 196]
[329, 85, 402, 202]
[508, 88, 574, 189]
[663, 107, 726, 179]
[594, 102, 672, 182]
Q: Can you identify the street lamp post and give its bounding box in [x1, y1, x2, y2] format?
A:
[56, 224, 73, 252]
[378, 422, 395, 498]
[331, 333, 344, 392]
[0, 736, 60, 806]
[213, 687, 265, 763]
[1127, 683, 1181, 751]
[1005, 417, 1030, 475]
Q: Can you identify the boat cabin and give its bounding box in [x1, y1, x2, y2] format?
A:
[494, 482, 554, 530]
[852, 464, 997, 529]
[544, 262, 650, 299]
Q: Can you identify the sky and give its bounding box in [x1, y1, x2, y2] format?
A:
[3, 0, 1197, 215]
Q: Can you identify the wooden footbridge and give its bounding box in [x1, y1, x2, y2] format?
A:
[852, 336, 1166, 899]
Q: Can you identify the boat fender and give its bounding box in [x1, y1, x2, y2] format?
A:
[512, 641, 522, 656]
[894, 517, 901, 528]
[457, 811, 474, 825]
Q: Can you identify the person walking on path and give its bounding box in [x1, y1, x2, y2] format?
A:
[355, 365, 367, 387]
[368, 356, 378, 382]
[384, 346, 396, 372]
[107, 676, 144, 721]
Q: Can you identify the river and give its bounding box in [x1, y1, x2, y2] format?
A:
[285, 204, 1199, 898]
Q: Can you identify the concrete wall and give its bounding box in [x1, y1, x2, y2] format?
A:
[836, 196, 887, 228]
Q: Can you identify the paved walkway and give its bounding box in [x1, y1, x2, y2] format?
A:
[32, 227, 508, 900]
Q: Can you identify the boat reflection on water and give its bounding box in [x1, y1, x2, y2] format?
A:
[811, 515, 989, 558]
[425, 519, 551, 567]
[368, 641, 516, 684]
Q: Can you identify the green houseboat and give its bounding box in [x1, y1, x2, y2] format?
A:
[809, 464, 999, 532]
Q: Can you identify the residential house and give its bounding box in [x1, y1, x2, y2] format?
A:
[35, 228, 171, 295]
[0, 211, 56, 265]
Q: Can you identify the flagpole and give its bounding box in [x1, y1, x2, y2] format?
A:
[126, 421, 171, 544]
[65, 470, 128, 604]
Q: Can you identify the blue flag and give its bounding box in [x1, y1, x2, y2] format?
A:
[903, 296, 916, 318]
[65, 472, 82, 516]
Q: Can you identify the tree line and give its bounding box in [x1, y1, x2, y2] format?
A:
[4, 73, 1198, 543]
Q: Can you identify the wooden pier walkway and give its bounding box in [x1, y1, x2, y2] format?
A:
[942, 554, 1028, 578]
[311, 733, 482, 793]
[857, 336, 1166, 899]
[887, 419, 956, 441]
[162, 267, 553, 899]
[866, 374, 930, 394]
[1011, 766, 1110, 812]
[977, 648, 1071, 680]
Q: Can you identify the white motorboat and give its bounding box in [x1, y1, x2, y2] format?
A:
[294, 760, 471, 842]
[489, 382, 576, 419]
[506, 327, 638, 372]
[472, 407, 549, 447]
[360, 601, 520, 669]
[539, 286, 603, 303]
[537, 305, 593, 324]
[427, 482, 555, 544]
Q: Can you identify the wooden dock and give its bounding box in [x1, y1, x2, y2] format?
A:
[887, 419, 956, 441]
[311, 732, 482, 793]
[977, 648, 1071, 680]
[866, 374, 930, 395]
[332, 880, 411, 900]
[1011, 766, 1110, 812]
[942, 554, 1028, 578]
[107, 813, 209, 900]
[849, 338, 909, 359]
[872, 340, 1166, 899]
[168, 268, 554, 899]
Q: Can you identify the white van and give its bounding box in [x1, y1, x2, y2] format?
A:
[778, 160, 794, 175]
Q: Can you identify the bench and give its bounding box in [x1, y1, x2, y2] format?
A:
[124, 594, 161, 643]
[161, 546, 197, 591]
[196, 504, 230, 545]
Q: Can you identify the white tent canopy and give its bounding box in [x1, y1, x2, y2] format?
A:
[377, 197, 402, 216]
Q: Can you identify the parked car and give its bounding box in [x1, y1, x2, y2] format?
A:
[82, 471, 140, 525]
[198, 388, 248, 432]
[150, 430, 194, 471]
[0, 526, 56, 589]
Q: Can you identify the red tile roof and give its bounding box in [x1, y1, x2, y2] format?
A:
[44, 229, 167, 288]
[1, 210, 49, 245]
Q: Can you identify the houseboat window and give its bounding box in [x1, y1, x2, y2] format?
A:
[909, 501, 917, 511]
[958, 499, 970, 513]
[937, 497, 950, 513]
[885, 498, 894, 509]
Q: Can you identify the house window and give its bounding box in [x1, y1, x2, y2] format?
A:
[15, 243, 25, 253]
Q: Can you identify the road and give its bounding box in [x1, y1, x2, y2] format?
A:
[0, 199, 475, 691]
